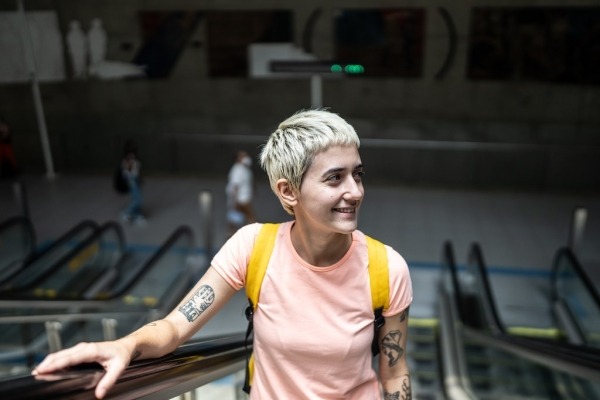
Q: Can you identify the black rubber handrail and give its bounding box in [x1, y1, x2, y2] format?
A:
[0, 219, 98, 292]
[0, 216, 36, 246]
[441, 240, 464, 322]
[0, 333, 248, 400]
[22, 219, 98, 266]
[0, 215, 37, 283]
[467, 242, 506, 334]
[0, 221, 124, 297]
[551, 246, 600, 316]
[96, 225, 195, 300]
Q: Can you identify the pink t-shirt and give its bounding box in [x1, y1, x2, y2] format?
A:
[212, 222, 412, 400]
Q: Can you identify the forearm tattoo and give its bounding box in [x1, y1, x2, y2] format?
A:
[384, 375, 412, 400]
[384, 390, 399, 400]
[382, 330, 404, 367]
[178, 285, 215, 322]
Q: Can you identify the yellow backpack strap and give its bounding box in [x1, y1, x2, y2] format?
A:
[243, 222, 280, 394]
[245, 223, 280, 309]
[365, 235, 389, 355]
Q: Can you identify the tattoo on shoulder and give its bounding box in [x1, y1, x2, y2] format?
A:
[382, 330, 404, 367]
[399, 307, 410, 323]
[178, 285, 215, 322]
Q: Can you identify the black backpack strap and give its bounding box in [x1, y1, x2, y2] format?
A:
[372, 306, 385, 355]
[243, 301, 254, 394]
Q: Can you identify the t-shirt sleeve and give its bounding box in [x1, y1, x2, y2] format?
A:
[383, 246, 413, 317]
[211, 223, 261, 290]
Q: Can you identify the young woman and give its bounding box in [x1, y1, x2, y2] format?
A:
[33, 109, 413, 400]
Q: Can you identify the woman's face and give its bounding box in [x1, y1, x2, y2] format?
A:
[293, 145, 364, 235]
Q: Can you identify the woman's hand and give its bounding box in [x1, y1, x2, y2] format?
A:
[32, 339, 133, 399]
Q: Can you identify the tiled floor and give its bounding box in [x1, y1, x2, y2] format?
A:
[2, 173, 600, 398]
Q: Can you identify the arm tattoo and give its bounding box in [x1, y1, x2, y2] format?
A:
[178, 285, 215, 322]
[383, 375, 412, 400]
[399, 307, 409, 323]
[401, 374, 412, 399]
[382, 330, 404, 367]
[384, 390, 399, 400]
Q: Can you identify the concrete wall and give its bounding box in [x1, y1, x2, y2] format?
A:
[1, 0, 599, 192]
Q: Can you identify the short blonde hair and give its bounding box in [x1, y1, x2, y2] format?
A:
[260, 109, 360, 215]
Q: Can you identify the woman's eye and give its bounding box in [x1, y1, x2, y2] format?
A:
[327, 174, 341, 182]
[354, 171, 365, 179]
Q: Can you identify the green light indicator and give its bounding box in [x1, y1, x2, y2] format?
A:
[344, 64, 365, 74]
[330, 64, 343, 73]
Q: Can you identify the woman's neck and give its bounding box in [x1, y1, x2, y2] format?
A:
[290, 222, 353, 267]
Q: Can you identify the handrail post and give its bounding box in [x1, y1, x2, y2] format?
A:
[12, 180, 30, 218]
[568, 206, 587, 253]
[198, 190, 213, 259]
[102, 318, 117, 341]
[45, 321, 63, 353]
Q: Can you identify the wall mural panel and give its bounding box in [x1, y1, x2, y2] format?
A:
[0, 11, 66, 83]
[134, 11, 202, 79]
[334, 8, 426, 78]
[468, 7, 600, 85]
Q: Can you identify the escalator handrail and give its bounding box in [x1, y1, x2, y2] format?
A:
[0, 333, 248, 400]
[551, 246, 600, 316]
[442, 240, 465, 322]
[462, 325, 600, 382]
[441, 279, 600, 394]
[467, 242, 506, 335]
[0, 226, 193, 310]
[0, 215, 37, 283]
[21, 219, 98, 266]
[1, 221, 124, 296]
[0, 215, 36, 248]
[99, 225, 195, 300]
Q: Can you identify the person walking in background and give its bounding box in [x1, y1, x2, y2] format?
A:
[226, 150, 255, 235]
[0, 117, 19, 179]
[33, 109, 412, 399]
[120, 140, 145, 225]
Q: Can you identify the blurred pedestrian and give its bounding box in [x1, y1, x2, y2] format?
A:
[120, 140, 145, 225]
[226, 150, 255, 235]
[0, 117, 19, 179]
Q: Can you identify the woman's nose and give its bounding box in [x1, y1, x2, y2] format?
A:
[344, 178, 364, 201]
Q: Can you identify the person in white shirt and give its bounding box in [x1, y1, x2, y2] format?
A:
[226, 150, 256, 234]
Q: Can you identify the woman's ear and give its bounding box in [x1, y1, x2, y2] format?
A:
[275, 178, 298, 209]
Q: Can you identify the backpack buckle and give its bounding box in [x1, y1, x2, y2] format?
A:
[245, 305, 253, 322]
[374, 314, 385, 329]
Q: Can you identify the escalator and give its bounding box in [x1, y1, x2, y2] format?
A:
[439, 241, 600, 399]
[0, 218, 101, 298]
[464, 242, 600, 349]
[552, 247, 600, 348]
[0, 216, 37, 284]
[0, 225, 197, 374]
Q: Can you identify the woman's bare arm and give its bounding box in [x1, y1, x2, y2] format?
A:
[378, 306, 411, 400]
[33, 267, 237, 399]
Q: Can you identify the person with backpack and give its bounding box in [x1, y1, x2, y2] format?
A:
[33, 109, 413, 400]
[119, 139, 146, 225]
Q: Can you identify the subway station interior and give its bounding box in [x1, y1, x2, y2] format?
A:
[0, 1, 599, 399]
